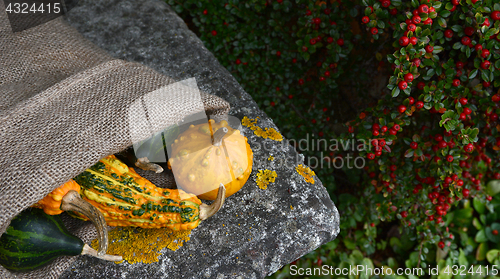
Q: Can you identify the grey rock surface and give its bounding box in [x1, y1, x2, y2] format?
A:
[61, 0, 340, 278]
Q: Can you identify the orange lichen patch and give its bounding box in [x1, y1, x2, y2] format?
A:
[241, 116, 283, 141]
[256, 169, 277, 190]
[296, 164, 316, 184]
[91, 227, 191, 264]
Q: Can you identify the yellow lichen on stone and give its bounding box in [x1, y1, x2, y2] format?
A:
[268, 156, 274, 161]
[91, 227, 191, 265]
[241, 116, 283, 141]
[256, 169, 277, 190]
[290, 205, 294, 210]
[296, 164, 316, 184]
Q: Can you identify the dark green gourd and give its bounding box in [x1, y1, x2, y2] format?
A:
[0, 208, 121, 271]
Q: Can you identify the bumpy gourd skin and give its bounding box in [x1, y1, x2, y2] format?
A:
[33, 180, 81, 215]
[72, 155, 202, 230]
[168, 119, 253, 200]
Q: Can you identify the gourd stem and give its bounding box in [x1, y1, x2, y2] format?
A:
[212, 127, 228, 147]
[81, 244, 123, 262]
[199, 184, 226, 220]
[61, 190, 108, 256]
[135, 157, 164, 173]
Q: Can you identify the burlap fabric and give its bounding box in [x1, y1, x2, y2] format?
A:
[0, 1, 230, 278]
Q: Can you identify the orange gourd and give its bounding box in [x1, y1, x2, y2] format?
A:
[168, 119, 253, 200]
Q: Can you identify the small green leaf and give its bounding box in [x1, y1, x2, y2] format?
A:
[437, 17, 447, 28]
[473, 196, 486, 214]
[392, 87, 401, 97]
[476, 229, 488, 243]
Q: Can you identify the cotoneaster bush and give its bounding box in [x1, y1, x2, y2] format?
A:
[169, 0, 500, 276]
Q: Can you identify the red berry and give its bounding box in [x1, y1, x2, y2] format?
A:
[417, 82, 425, 90]
[381, 126, 388, 133]
[389, 129, 397, 135]
[399, 36, 409, 46]
[463, 107, 472, 115]
[404, 73, 414, 82]
[362, 16, 370, 24]
[481, 60, 491, 69]
[370, 222, 375, 227]
[371, 27, 378, 35]
[483, 81, 491, 87]
[298, 79, 304, 85]
[312, 18, 321, 25]
[425, 45, 434, 53]
[324, 8, 331, 15]
[463, 189, 470, 197]
[461, 36, 471, 46]
[493, 229, 499, 235]
[318, 131, 324, 137]
[337, 38, 345, 46]
[236, 59, 241, 65]
[407, 24, 416, 32]
[379, 139, 386, 147]
[381, 0, 391, 8]
[398, 81, 408, 90]
[309, 39, 316, 45]
[270, 101, 275, 106]
[324, 71, 330, 77]
[305, 10, 312, 16]
[211, 30, 217, 36]
[327, 37, 334, 44]
[482, 17, 490, 27]
[292, 58, 297, 63]
[446, 155, 454, 162]
[438, 241, 445, 249]
[452, 79, 460, 87]
[439, 141, 448, 149]
[367, 153, 375, 160]
[450, 5, 457, 12]
[457, 179, 464, 186]
[412, 58, 421, 67]
[409, 37, 418, 45]
[401, 211, 408, 218]
[456, 61, 464, 69]
[492, 94, 500, 102]
[398, 105, 407, 114]
[464, 27, 474, 36]
[451, 0, 459, 5]
[487, 196, 493, 201]
[444, 29, 454, 38]
[419, 4, 429, 13]
[459, 98, 468, 105]
[393, 124, 401, 131]
[424, 18, 432, 25]
[481, 49, 490, 58]
[203, 9, 208, 15]
[302, 46, 308, 52]
[288, 94, 293, 99]
[415, 101, 424, 109]
[412, 16, 421, 24]
[410, 141, 418, 149]
[492, 11, 500, 21]
[319, 76, 325, 82]
[408, 97, 415, 105]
